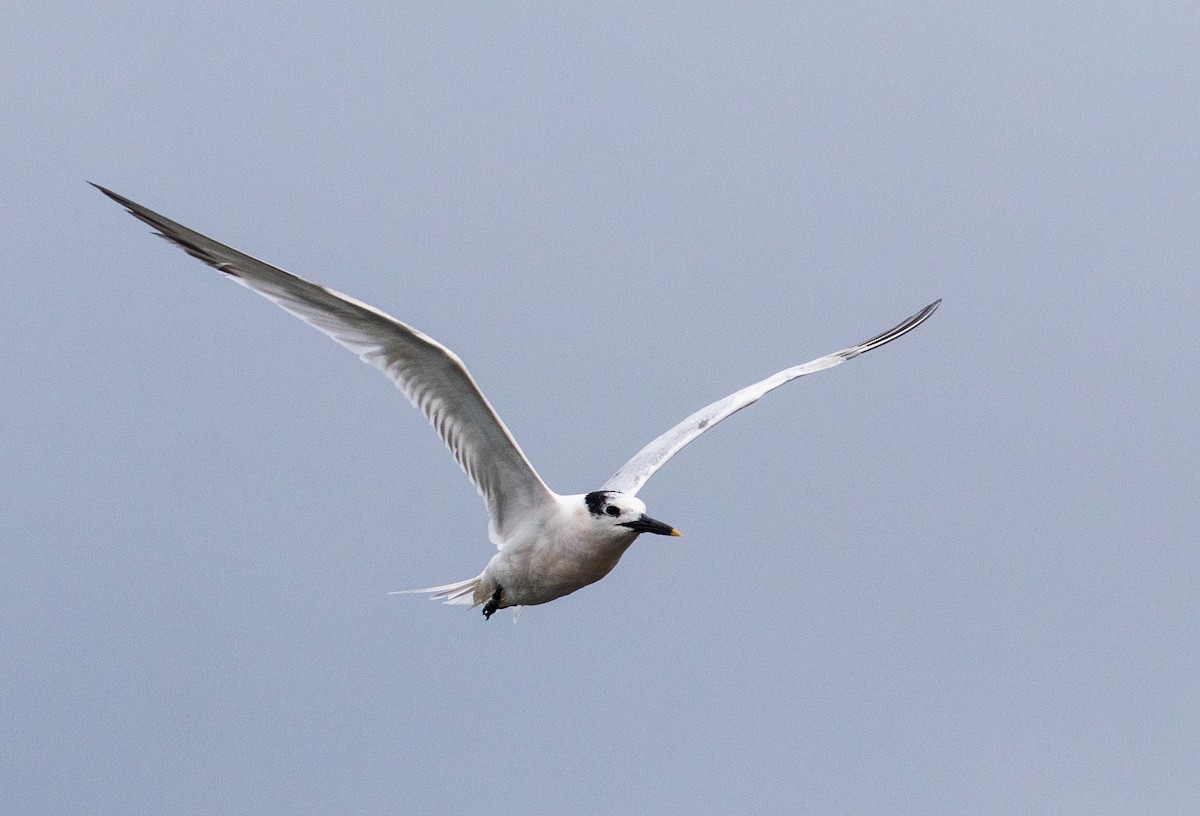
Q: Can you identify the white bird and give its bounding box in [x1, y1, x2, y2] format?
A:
[94, 184, 940, 619]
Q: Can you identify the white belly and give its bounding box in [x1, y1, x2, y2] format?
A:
[485, 531, 637, 607]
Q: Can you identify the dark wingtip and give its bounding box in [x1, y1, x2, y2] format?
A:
[89, 184, 239, 277]
[848, 298, 943, 356]
[89, 182, 137, 212]
[912, 299, 942, 322]
[912, 298, 942, 325]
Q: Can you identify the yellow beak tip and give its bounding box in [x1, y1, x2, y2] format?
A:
[670, 529, 683, 537]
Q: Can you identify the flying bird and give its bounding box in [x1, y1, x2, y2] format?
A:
[93, 183, 939, 619]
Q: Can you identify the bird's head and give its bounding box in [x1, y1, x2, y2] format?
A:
[583, 490, 682, 538]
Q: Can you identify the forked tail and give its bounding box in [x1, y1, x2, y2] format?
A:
[389, 574, 482, 606]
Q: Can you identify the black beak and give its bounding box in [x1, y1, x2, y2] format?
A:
[620, 514, 683, 537]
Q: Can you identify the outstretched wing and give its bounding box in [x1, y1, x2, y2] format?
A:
[94, 184, 556, 545]
[602, 300, 940, 496]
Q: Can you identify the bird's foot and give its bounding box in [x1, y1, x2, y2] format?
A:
[482, 586, 503, 620]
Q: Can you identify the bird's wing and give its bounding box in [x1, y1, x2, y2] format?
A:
[602, 300, 940, 496]
[94, 184, 556, 546]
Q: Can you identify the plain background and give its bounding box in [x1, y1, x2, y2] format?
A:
[3, 3, 1197, 814]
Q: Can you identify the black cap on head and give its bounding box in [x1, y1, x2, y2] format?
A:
[584, 490, 613, 517]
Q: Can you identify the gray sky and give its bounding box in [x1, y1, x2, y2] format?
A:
[4, 3, 1198, 814]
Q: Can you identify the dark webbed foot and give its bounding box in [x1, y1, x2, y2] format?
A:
[482, 586, 503, 620]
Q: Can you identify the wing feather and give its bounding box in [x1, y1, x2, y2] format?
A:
[602, 300, 940, 496]
[94, 184, 556, 544]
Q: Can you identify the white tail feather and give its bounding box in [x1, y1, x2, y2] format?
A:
[389, 575, 482, 606]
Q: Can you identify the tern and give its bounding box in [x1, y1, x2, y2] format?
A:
[94, 184, 939, 619]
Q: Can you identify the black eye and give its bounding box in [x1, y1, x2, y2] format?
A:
[605, 505, 620, 517]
